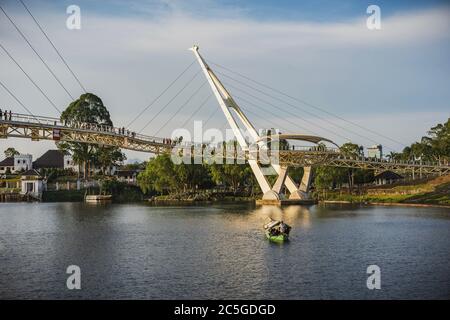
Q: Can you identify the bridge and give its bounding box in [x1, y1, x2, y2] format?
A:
[1, 46, 449, 202]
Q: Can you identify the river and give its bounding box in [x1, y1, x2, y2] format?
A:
[0, 202, 449, 299]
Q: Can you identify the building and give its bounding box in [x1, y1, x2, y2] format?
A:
[33, 150, 81, 172]
[64, 154, 78, 172]
[14, 154, 33, 172]
[374, 170, 404, 185]
[115, 169, 141, 184]
[20, 169, 45, 198]
[1, 149, 118, 177]
[0, 157, 14, 174]
[33, 150, 66, 170]
[368, 144, 383, 159]
[0, 154, 32, 174]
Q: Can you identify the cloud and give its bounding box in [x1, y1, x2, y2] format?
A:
[1, 3, 449, 160]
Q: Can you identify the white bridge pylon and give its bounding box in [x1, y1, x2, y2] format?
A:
[190, 45, 313, 200]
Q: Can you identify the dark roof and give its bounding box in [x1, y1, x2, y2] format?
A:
[33, 150, 64, 169]
[0, 156, 14, 166]
[374, 170, 403, 180]
[21, 169, 41, 177]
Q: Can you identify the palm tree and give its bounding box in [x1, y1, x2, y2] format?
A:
[386, 151, 399, 161]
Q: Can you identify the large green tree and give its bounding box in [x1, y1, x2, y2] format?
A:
[400, 118, 449, 163]
[58, 93, 125, 178]
[4, 147, 19, 158]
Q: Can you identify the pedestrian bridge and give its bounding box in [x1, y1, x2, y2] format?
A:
[1, 112, 448, 177]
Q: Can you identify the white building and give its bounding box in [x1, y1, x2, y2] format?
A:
[367, 144, 383, 159]
[20, 169, 45, 198]
[0, 154, 33, 174]
[14, 154, 32, 172]
[63, 154, 79, 172]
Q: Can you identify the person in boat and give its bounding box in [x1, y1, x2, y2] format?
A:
[280, 221, 286, 234]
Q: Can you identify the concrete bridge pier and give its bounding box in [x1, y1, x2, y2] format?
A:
[288, 166, 313, 200]
[259, 166, 315, 205]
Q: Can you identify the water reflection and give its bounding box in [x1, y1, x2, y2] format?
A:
[251, 205, 312, 229]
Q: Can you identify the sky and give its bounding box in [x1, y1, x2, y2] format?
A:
[0, 0, 449, 162]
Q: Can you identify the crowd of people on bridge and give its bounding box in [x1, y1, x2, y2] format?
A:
[1, 109, 177, 146]
[0, 109, 12, 120]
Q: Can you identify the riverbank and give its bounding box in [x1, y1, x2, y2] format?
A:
[42, 184, 143, 202]
[321, 200, 450, 209]
[318, 175, 450, 207]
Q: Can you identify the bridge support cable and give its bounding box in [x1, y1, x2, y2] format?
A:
[203, 107, 221, 128]
[180, 94, 212, 129]
[230, 86, 382, 147]
[225, 81, 354, 141]
[239, 106, 288, 134]
[127, 60, 196, 129]
[0, 80, 40, 123]
[152, 81, 207, 136]
[0, 42, 61, 114]
[0, 5, 75, 100]
[18, 0, 87, 93]
[202, 95, 290, 134]
[139, 70, 202, 134]
[231, 90, 337, 139]
[210, 60, 407, 149]
[218, 70, 398, 151]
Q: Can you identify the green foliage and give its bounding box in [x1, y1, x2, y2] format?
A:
[137, 154, 259, 195]
[137, 154, 179, 194]
[401, 118, 449, 162]
[209, 162, 254, 191]
[42, 190, 85, 202]
[99, 176, 144, 202]
[41, 168, 76, 182]
[4, 147, 19, 158]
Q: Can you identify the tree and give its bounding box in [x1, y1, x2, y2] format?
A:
[386, 151, 400, 161]
[421, 118, 450, 163]
[209, 162, 253, 192]
[314, 166, 347, 198]
[137, 154, 178, 194]
[4, 147, 19, 158]
[399, 118, 449, 164]
[58, 93, 125, 179]
[339, 142, 362, 188]
[174, 162, 213, 191]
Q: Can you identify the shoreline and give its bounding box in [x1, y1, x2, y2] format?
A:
[321, 200, 450, 209]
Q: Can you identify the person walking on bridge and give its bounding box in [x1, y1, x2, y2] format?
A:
[9, 110, 12, 120]
[0, 109, 2, 120]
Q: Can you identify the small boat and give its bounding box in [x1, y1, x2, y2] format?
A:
[263, 219, 291, 242]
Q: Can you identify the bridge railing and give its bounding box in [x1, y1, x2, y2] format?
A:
[333, 154, 449, 168]
[1, 112, 170, 145]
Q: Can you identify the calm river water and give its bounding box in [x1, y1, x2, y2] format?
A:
[0, 202, 449, 299]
